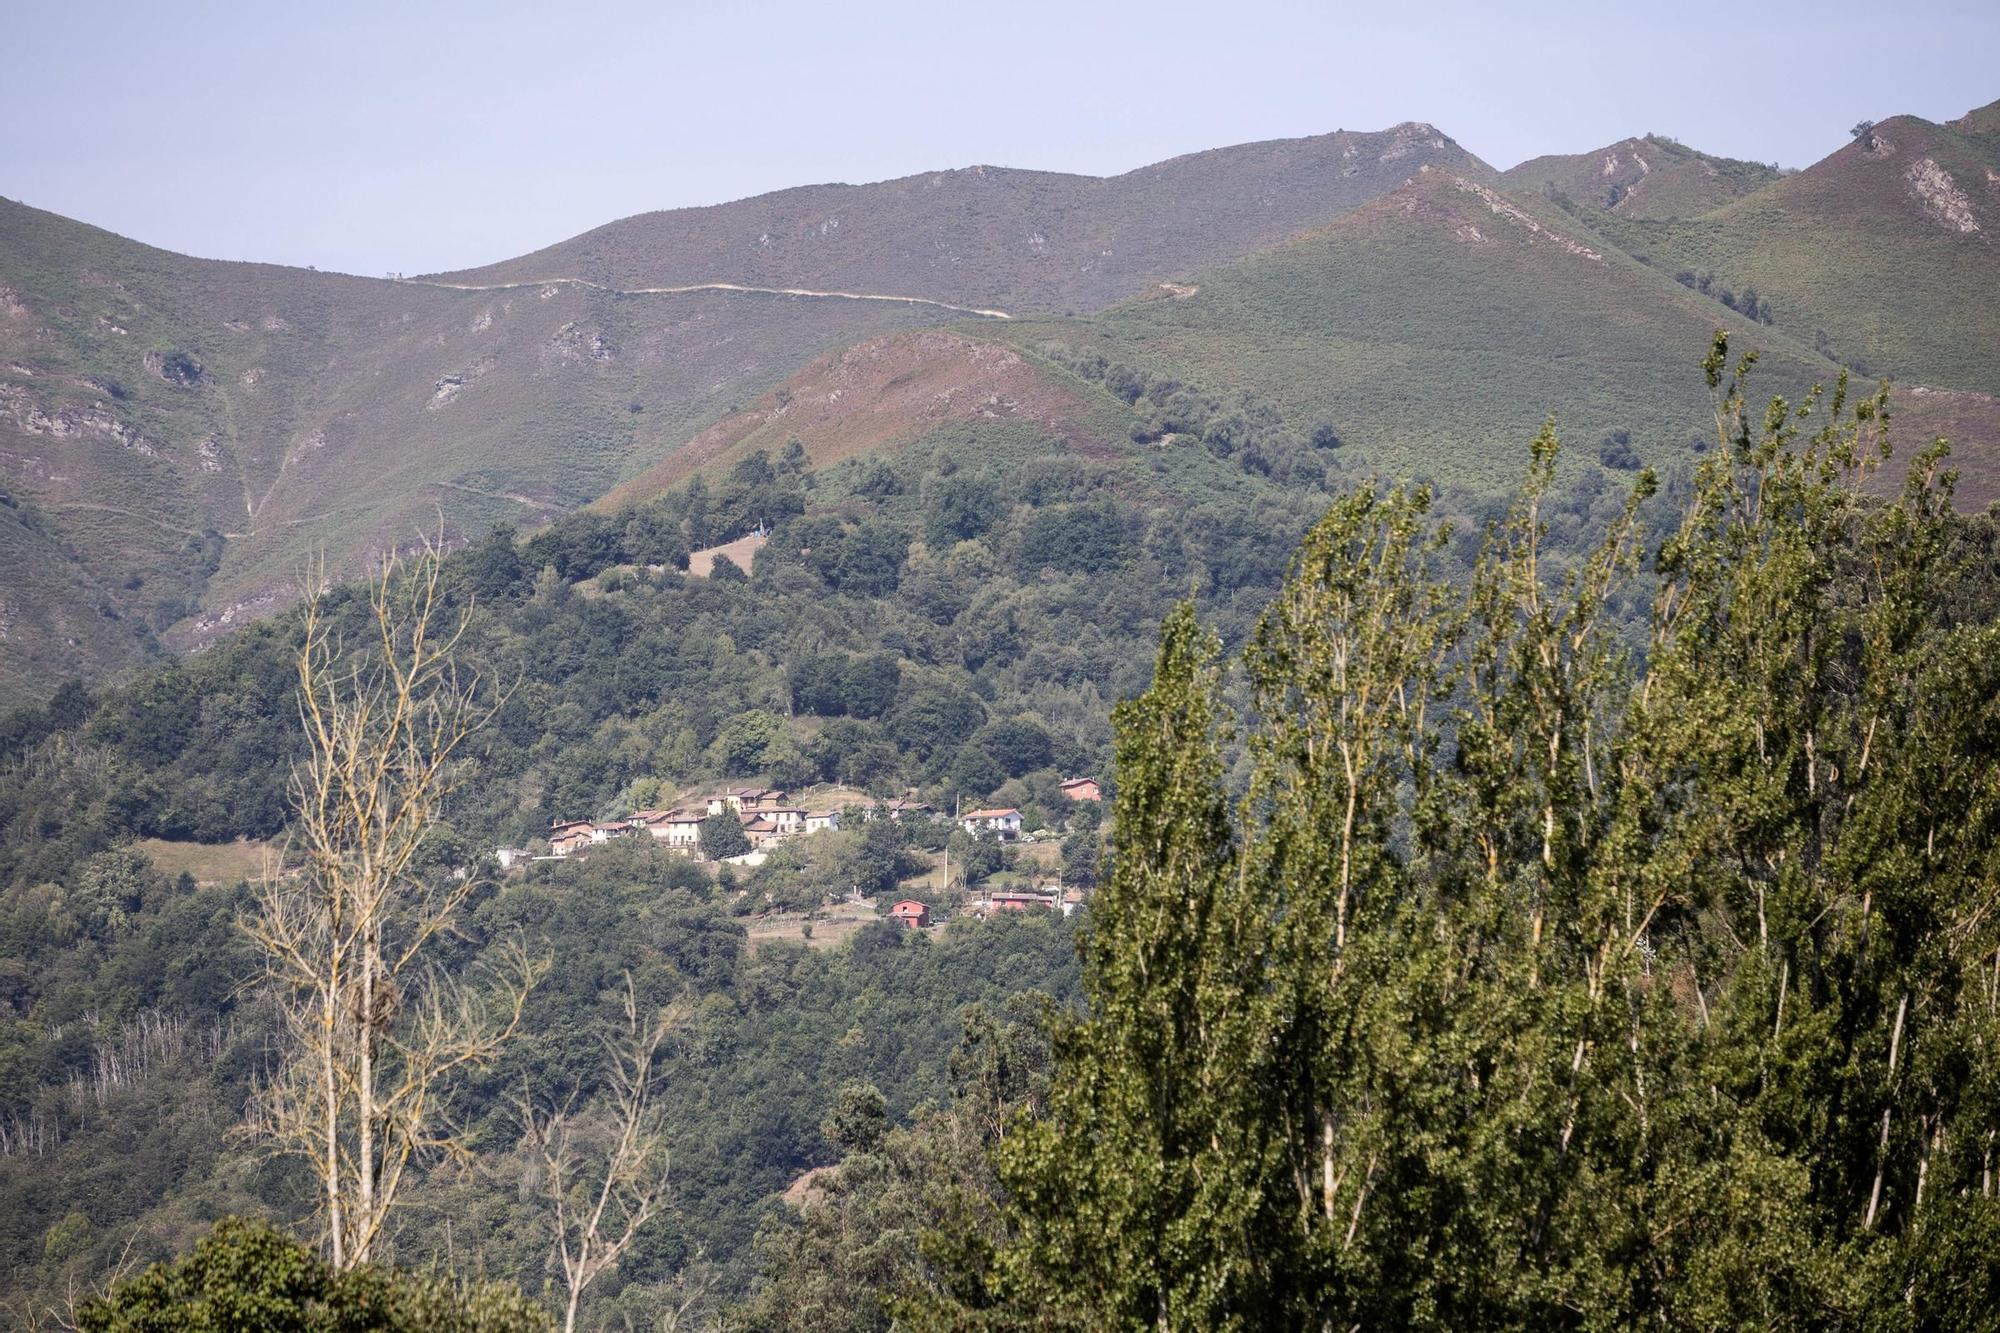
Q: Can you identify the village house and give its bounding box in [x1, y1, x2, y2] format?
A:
[738, 812, 784, 849]
[804, 809, 842, 835]
[548, 819, 595, 857]
[863, 797, 933, 822]
[710, 786, 787, 816]
[593, 822, 630, 843]
[630, 808, 705, 854]
[961, 807, 1023, 839]
[495, 847, 531, 871]
[889, 899, 931, 929]
[1059, 777, 1103, 803]
[764, 806, 808, 836]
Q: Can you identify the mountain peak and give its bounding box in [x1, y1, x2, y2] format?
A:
[1501, 135, 1780, 219]
[1950, 96, 2000, 139]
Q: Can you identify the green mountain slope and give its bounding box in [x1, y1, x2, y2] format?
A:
[587, 140, 2000, 528]
[6, 100, 2000, 711]
[0, 124, 1481, 706]
[1004, 167, 1848, 495]
[1503, 135, 1781, 218]
[433, 124, 1485, 315]
[0, 197, 945, 704]
[1568, 105, 2000, 394]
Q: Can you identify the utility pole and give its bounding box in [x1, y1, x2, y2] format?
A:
[945, 795, 961, 893]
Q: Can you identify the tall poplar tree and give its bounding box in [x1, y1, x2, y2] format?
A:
[958, 339, 2000, 1328]
[991, 603, 1277, 1328]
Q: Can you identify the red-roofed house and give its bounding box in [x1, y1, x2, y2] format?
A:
[890, 900, 931, 929]
[709, 787, 787, 816]
[549, 819, 595, 857]
[738, 812, 783, 848]
[1059, 777, 1103, 803]
[630, 808, 705, 853]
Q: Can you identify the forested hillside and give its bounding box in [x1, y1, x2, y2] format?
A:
[6, 326, 2000, 1326]
[749, 344, 2000, 1330]
[0, 121, 1475, 703]
[0, 362, 1360, 1322]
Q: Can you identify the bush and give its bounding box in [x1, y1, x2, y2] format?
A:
[78, 1217, 550, 1332]
[1597, 430, 1642, 471]
[698, 811, 753, 861]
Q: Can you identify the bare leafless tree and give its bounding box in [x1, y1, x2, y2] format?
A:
[243, 541, 542, 1269]
[521, 976, 683, 1333]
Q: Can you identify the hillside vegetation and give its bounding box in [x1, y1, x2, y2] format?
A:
[6, 338, 1995, 1327]
[4, 99, 2000, 711]
[1024, 167, 1841, 493]
[0, 198, 941, 705]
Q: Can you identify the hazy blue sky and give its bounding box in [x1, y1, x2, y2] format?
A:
[4, 0, 1995, 277]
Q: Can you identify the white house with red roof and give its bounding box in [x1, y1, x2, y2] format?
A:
[961, 807, 1023, 839]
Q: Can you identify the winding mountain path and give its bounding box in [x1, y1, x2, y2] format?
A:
[402, 274, 1012, 320]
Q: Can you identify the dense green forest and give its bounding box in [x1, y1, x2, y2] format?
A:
[0, 385, 1363, 1324]
[0, 835, 1081, 1325]
[6, 339, 2000, 1327]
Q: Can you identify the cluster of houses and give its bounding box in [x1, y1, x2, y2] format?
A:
[515, 775, 1103, 871]
[534, 786, 842, 863]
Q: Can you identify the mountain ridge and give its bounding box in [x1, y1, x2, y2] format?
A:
[429, 123, 1486, 314]
[5, 101, 1999, 709]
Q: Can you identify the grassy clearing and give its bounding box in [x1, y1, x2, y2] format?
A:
[742, 898, 879, 953]
[134, 836, 277, 885]
[688, 532, 767, 577]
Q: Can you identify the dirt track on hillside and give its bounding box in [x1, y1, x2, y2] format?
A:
[404, 275, 1011, 320]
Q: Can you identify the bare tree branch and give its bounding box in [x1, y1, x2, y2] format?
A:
[521, 975, 687, 1333]
[241, 537, 543, 1268]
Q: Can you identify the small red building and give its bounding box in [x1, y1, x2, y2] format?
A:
[889, 899, 931, 929]
[1059, 777, 1103, 803]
